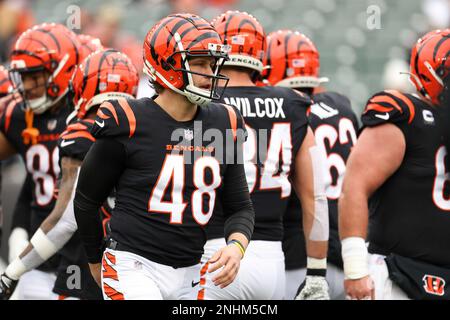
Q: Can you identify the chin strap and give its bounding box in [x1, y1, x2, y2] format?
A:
[22, 109, 40, 145]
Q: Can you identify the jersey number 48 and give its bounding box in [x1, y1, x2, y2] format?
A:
[148, 155, 221, 225]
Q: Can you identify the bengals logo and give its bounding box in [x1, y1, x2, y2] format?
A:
[423, 275, 446, 296]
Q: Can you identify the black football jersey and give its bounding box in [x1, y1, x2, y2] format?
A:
[362, 90, 450, 267]
[206, 86, 311, 241]
[283, 91, 359, 269]
[53, 118, 103, 299]
[0, 94, 71, 272]
[90, 97, 247, 267]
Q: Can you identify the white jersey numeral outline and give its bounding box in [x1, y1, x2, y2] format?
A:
[314, 118, 357, 199]
[244, 123, 293, 198]
[25, 145, 60, 206]
[148, 155, 221, 225]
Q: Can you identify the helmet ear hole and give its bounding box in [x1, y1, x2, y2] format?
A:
[167, 56, 176, 67]
[161, 59, 171, 71]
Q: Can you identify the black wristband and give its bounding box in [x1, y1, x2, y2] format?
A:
[306, 268, 327, 277]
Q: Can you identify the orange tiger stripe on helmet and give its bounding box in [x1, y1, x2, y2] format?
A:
[211, 10, 266, 73]
[144, 13, 223, 91]
[143, 13, 229, 106]
[410, 29, 450, 106]
[264, 30, 327, 89]
[72, 49, 138, 119]
[10, 23, 81, 101]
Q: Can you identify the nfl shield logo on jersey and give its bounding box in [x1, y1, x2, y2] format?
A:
[184, 129, 194, 141]
[47, 119, 57, 131]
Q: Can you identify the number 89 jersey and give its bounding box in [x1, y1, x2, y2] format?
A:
[207, 86, 311, 241]
[0, 94, 71, 229]
[91, 97, 247, 268]
[362, 90, 450, 267]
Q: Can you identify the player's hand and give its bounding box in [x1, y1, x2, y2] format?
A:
[344, 275, 375, 300]
[88, 263, 102, 287]
[8, 228, 29, 263]
[295, 276, 330, 300]
[0, 273, 18, 300]
[208, 244, 243, 289]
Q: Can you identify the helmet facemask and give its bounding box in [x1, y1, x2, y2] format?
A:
[10, 50, 70, 114]
[144, 32, 230, 106]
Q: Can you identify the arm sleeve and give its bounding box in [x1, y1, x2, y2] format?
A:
[74, 138, 126, 263]
[11, 174, 32, 231]
[222, 110, 255, 241]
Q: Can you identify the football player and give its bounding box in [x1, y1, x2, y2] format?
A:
[73, 13, 255, 300]
[0, 49, 139, 300]
[0, 23, 81, 299]
[339, 29, 450, 300]
[264, 30, 359, 300]
[198, 11, 329, 300]
[0, 65, 12, 250]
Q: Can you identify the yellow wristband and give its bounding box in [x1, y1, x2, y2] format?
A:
[227, 240, 245, 257]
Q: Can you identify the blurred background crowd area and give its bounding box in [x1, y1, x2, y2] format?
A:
[1, 0, 449, 113]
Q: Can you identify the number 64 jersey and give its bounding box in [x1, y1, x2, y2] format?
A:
[362, 90, 450, 267]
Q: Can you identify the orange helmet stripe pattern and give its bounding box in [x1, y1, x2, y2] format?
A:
[143, 13, 228, 102]
[211, 11, 266, 73]
[264, 30, 321, 88]
[148, 14, 219, 69]
[410, 29, 450, 105]
[11, 23, 81, 102]
[72, 49, 139, 118]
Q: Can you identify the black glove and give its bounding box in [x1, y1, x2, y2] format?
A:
[0, 273, 18, 300]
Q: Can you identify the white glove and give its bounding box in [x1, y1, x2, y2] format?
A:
[295, 276, 330, 300]
[8, 228, 29, 263]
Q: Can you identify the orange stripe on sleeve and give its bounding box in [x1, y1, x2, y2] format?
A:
[370, 95, 403, 113]
[364, 103, 394, 113]
[385, 90, 416, 124]
[62, 130, 95, 142]
[97, 109, 110, 120]
[100, 102, 119, 125]
[117, 99, 136, 138]
[66, 123, 88, 132]
[223, 104, 237, 141]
